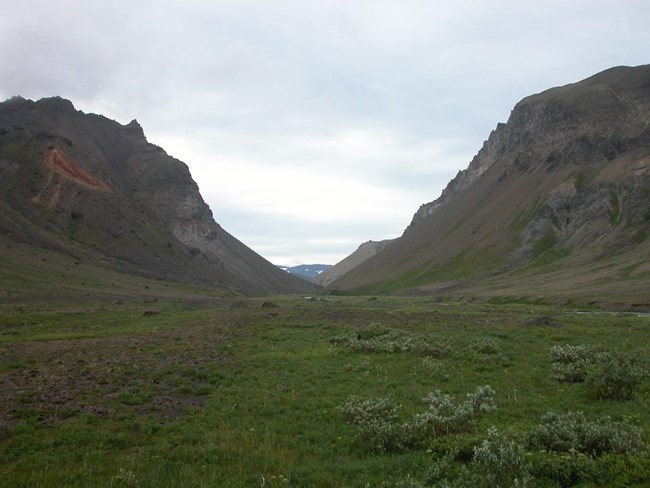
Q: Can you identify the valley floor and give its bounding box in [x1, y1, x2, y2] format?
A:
[1, 296, 649, 487]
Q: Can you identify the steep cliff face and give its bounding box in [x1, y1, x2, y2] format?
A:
[0, 96, 314, 294]
[408, 66, 650, 233]
[331, 65, 650, 303]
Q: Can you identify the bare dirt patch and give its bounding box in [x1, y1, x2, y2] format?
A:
[0, 313, 233, 432]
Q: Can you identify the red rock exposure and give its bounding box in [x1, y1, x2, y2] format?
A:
[44, 148, 112, 192]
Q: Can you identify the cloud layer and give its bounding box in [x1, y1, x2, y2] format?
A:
[2, 1, 649, 264]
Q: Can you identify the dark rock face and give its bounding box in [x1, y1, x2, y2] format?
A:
[408, 66, 650, 234]
[0, 96, 314, 294]
[333, 65, 650, 298]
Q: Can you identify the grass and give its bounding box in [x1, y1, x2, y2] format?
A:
[0, 297, 648, 486]
[359, 246, 507, 294]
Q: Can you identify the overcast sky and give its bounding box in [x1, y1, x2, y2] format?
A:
[2, 1, 649, 265]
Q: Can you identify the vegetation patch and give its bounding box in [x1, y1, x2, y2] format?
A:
[510, 197, 543, 232]
[609, 190, 621, 225]
[549, 344, 646, 400]
[533, 228, 557, 255]
[363, 246, 507, 294]
[330, 323, 454, 357]
[338, 385, 496, 453]
[573, 171, 587, 192]
[528, 411, 645, 456]
[1, 298, 648, 486]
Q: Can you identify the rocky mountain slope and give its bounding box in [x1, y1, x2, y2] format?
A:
[314, 240, 393, 287]
[0, 96, 315, 295]
[330, 65, 650, 305]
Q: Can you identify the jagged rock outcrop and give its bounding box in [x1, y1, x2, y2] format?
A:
[406, 122, 509, 232]
[331, 65, 650, 303]
[0, 96, 315, 295]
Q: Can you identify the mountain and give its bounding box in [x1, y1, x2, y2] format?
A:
[314, 240, 393, 287]
[329, 65, 650, 305]
[278, 264, 332, 281]
[0, 96, 316, 296]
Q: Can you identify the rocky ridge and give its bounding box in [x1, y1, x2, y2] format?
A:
[0, 96, 315, 295]
[329, 65, 650, 303]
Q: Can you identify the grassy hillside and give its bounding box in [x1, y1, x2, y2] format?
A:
[1, 296, 648, 486]
[0, 234, 239, 303]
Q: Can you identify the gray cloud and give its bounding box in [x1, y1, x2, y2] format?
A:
[3, 0, 650, 264]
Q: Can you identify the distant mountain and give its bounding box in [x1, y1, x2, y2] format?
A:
[0, 96, 316, 295]
[279, 264, 331, 281]
[314, 240, 393, 287]
[329, 65, 650, 306]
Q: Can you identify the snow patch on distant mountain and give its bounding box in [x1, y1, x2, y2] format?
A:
[277, 264, 332, 282]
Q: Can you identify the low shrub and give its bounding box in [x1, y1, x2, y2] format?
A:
[338, 396, 399, 425]
[549, 344, 594, 365]
[466, 338, 505, 366]
[330, 325, 454, 357]
[585, 351, 646, 400]
[330, 324, 414, 353]
[548, 344, 601, 382]
[421, 357, 450, 381]
[407, 429, 531, 488]
[550, 360, 590, 383]
[596, 452, 650, 487]
[467, 338, 500, 356]
[338, 386, 497, 453]
[528, 411, 645, 456]
[460, 427, 532, 488]
[529, 451, 599, 488]
[549, 345, 646, 399]
[410, 386, 496, 441]
[337, 397, 406, 452]
[415, 336, 454, 358]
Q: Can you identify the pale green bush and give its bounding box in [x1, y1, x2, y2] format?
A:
[330, 324, 414, 353]
[409, 385, 496, 441]
[404, 429, 531, 488]
[460, 427, 532, 488]
[466, 338, 504, 366]
[549, 344, 593, 364]
[421, 357, 450, 381]
[585, 351, 646, 400]
[549, 344, 602, 382]
[337, 396, 406, 452]
[330, 325, 454, 357]
[549, 345, 646, 399]
[415, 336, 454, 358]
[337, 396, 399, 425]
[467, 338, 501, 355]
[528, 411, 645, 456]
[338, 386, 497, 453]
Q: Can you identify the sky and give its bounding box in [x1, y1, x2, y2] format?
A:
[2, 1, 649, 265]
